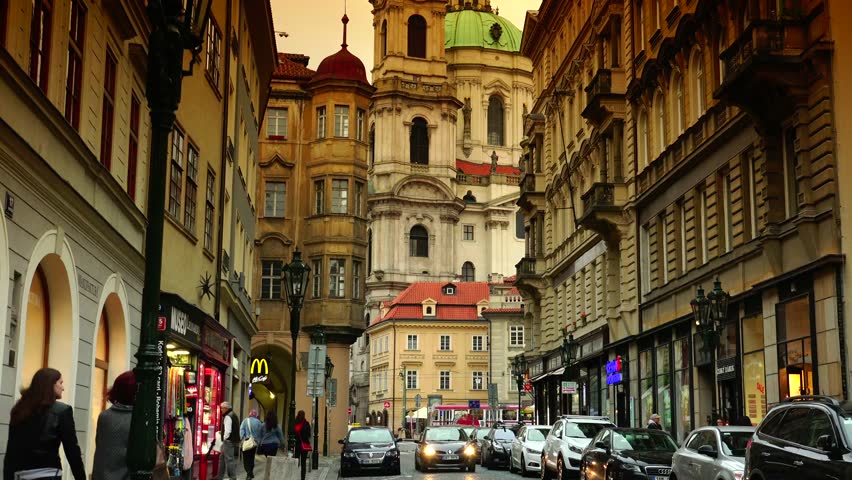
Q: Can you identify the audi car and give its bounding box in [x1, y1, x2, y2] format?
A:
[338, 427, 401, 477]
[414, 426, 477, 473]
[580, 428, 678, 480]
[480, 423, 517, 469]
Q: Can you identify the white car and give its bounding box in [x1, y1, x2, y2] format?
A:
[509, 424, 551, 476]
[671, 426, 754, 480]
[541, 415, 615, 479]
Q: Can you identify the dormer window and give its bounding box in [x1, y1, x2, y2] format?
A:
[425, 306, 434, 315]
[443, 284, 456, 295]
[422, 298, 437, 317]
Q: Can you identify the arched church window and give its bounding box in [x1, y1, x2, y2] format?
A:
[381, 20, 388, 58]
[410, 117, 429, 165]
[408, 15, 426, 58]
[409, 225, 429, 257]
[461, 262, 475, 282]
[487, 95, 504, 146]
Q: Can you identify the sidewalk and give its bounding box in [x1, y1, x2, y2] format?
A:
[235, 453, 339, 480]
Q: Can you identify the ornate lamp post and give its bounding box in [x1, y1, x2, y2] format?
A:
[691, 278, 730, 425]
[282, 249, 311, 455]
[560, 333, 579, 415]
[323, 356, 334, 456]
[128, 1, 211, 478]
[309, 329, 326, 469]
[511, 354, 527, 421]
[399, 369, 407, 433]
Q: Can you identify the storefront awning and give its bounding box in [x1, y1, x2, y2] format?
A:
[530, 366, 565, 382]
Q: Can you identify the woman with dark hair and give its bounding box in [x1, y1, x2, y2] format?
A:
[92, 371, 136, 480]
[293, 410, 312, 480]
[3, 368, 86, 480]
[258, 410, 285, 456]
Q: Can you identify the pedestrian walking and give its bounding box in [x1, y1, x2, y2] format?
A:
[92, 371, 136, 480]
[214, 401, 239, 480]
[258, 410, 285, 456]
[647, 413, 663, 430]
[239, 409, 263, 479]
[3, 367, 86, 480]
[294, 410, 313, 480]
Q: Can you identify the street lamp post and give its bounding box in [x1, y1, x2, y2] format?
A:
[691, 278, 730, 425]
[511, 354, 527, 422]
[282, 249, 311, 456]
[560, 333, 579, 414]
[399, 369, 407, 434]
[128, 1, 211, 478]
[309, 329, 325, 469]
[323, 356, 334, 457]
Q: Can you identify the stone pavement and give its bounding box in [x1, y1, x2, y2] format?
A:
[235, 453, 339, 480]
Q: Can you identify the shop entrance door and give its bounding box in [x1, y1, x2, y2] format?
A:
[609, 384, 628, 427]
[718, 378, 742, 425]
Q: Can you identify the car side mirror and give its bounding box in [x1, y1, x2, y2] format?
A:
[396, 437, 403, 443]
[338, 439, 345, 445]
[697, 445, 718, 458]
[594, 441, 609, 453]
[817, 434, 837, 452]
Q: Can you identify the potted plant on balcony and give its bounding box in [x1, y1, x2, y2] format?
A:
[578, 312, 589, 326]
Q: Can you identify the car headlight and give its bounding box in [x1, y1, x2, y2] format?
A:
[464, 445, 476, 456]
[343, 452, 357, 458]
[494, 444, 504, 451]
[620, 463, 641, 472]
[524, 447, 541, 455]
[388, 449, 400, 458]
[568, 445, 584, 454]
[423, 445, 436, 457]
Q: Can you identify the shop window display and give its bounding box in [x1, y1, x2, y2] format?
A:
[672, 337, 690, 442]
[655, 344, 671, 432]
[742, 313, 767, 424]
[776, 296, 814, 399]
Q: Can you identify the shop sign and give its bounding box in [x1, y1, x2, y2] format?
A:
[384, 401, 391, 409]
[250, 358, 270, 384]
[716, 357, 738, 381]
[203, 322, 231, 366]
[169, 307, 203, 348]
[606, 356, 623, 385]
[562, 381, 577, 394]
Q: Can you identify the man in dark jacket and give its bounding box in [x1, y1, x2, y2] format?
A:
[215, 402, 240, 480]
[647, 413, 662, 430]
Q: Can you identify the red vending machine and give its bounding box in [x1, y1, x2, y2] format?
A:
[195, 360, 222, 480]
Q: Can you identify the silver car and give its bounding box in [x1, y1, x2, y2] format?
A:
[509, 424, 551, 475]
[671, 426, 754, 480]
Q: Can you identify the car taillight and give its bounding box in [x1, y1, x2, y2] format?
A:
[746, 439, 752, 450]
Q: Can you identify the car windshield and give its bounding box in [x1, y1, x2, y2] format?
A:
[493, 429, 516, 441]
[612, 431, 678, 452]
[425, 428, 466, 442]
[563, 422, 608, 439]
[348, 429, 394, 444]
[526, 428, 550, 442]
[720, 431, 752, 457]
[462, 427, 475, 437]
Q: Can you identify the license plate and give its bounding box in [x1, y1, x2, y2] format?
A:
[362, 458, 382, 464]
[443, 454, 459, 460]
[651, 477, 669, 480]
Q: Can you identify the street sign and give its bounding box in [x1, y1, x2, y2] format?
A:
[157, 316, 166, 331]
[468, 400, 480, 409]
[487, 383, 498, 407]
[326, 378, 338, 407]
[383, 401, 391, 409]
[415, 394, 422, 408]
[306, 344, 327, 397]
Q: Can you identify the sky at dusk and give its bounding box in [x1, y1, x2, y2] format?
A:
[271, 0, 542, 75]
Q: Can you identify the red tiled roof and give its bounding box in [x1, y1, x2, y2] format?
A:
[456, 159, 521, 177]
[274, 52, 315, 81]
[503, 275, 517, 283]
[372, 282, 490, 325]
[507, 287, 519, 295]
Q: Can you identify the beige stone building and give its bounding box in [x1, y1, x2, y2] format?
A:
[0, 0, 275, 475]
[518, 0, 843, 444]
[252, 17, 372, 454]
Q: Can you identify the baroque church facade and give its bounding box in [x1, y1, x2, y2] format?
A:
[364, 0, 533, 325]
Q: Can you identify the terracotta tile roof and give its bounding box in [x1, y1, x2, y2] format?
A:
[456, 159, 521, 176]
[507, 287, 519, 295]
[503, 275, 517, 283]
[274, 52, 315, 81]
[372, 282, 490, 325]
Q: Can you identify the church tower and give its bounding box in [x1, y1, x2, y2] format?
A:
[366, 0, 465, 323]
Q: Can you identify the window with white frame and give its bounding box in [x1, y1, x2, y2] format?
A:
[312, 259, 322, 298]
[439, 335, 451, 351]
[267, 108, 288, 138]
[406, 370, 418, 389]
[314, 180, 325, 214]
[357, 109, 365, 141]
[260, 260, 283, 300]
[265, 181, 286, 217]
[472, 335, 484, 351]
[383, 336, 389, 352]
[332, 179, 348, 214]
[439, 371, 451, 390]
[355, 182, 364, 216]
[472, 371, 484, 390]
[407, 334, 418, 350]
[334, 105, 350, 137]
[329, 258, 346, 298]
[317, 106, 327, 139]
[509, 326, 524, 347]
[352, 261, 362, 299]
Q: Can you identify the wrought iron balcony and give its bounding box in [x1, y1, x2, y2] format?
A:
[582, 68, 626, 125]
[578, 182, 628, 238]
[515, 257, 539, 279]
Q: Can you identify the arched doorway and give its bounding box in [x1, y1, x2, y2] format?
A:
[22, 265, 50, 383]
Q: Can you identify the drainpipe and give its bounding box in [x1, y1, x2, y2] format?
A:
[214, 0, 234, 323]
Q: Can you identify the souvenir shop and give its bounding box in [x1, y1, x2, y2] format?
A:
[160, 293, 233, 480]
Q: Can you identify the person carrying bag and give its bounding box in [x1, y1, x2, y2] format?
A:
[239, 410, 263, 480]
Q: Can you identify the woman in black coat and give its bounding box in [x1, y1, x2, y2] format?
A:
[294, 410, 312, 480]
[4, 368, 86, 480]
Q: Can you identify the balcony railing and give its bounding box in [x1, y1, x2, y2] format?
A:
[581, 183, 615, 213]
[516, 257, 538, 277]
[585, 69, 612, 103]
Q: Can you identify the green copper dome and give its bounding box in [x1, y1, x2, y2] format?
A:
[445, 10, 522, 53]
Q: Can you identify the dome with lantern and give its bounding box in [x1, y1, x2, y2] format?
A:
[308, 14, 369, 85]
[444, 0, 522, 53]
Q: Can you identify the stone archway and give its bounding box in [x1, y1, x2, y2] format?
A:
[86, 274, 130, 470]
[16, 230, 79, 405]
[250, 338, 293, 432]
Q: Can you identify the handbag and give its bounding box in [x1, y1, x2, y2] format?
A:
[242, 420, 257, 451]
[300, 440, 313, 452]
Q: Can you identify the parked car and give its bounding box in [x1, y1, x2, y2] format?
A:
[541, 415, 615, 479]
[580, 428, 678, 480]
[671, 426, 754, 480]
[509, 424, 551, 476]
[338, 427, 401, 478]
[480, 423, 517, 469]
[745, 395, 852, 480]
[466, 427, 485, 463]
[414, 426, 477, 473]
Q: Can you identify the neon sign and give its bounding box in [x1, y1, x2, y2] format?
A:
[606, 356, 623, 385]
